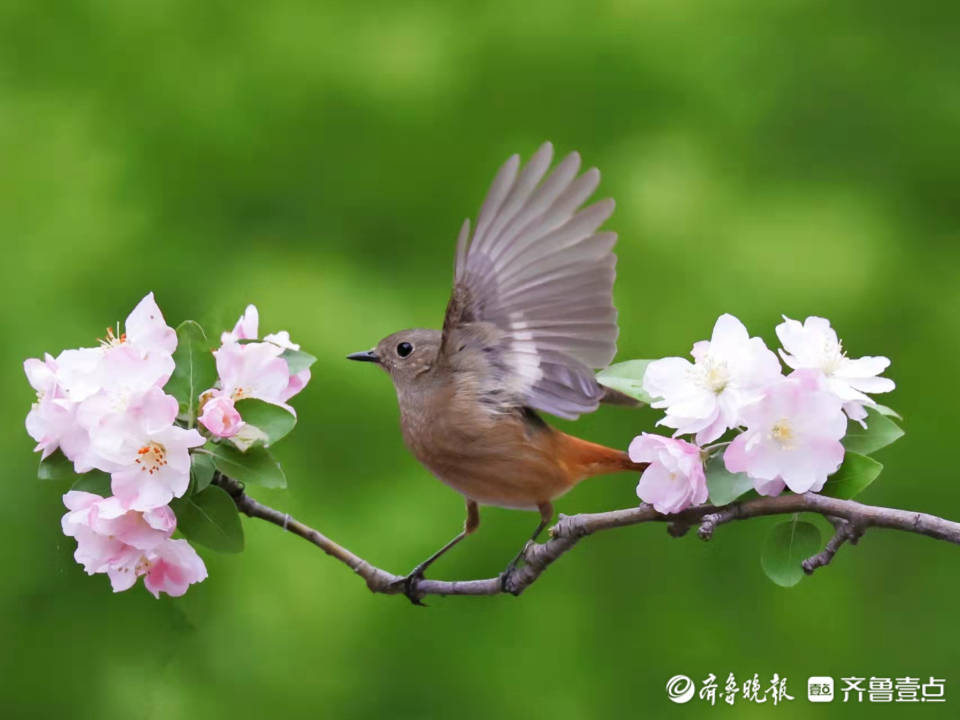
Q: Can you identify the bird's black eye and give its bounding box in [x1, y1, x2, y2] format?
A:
[396, 342, 413, 358]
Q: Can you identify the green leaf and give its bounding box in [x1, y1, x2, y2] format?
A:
[39, 450, 112, 495]
[234, 399, 296, 447]
[705, 453, 754, 505]
[38, 450, 75, 481]
[164, 320, 217, 427]
[761, 517, 821, 587]
[842, 409, 904, 455]
[204, 442, 287, 489]
[171, 485, 244, 553]
[190, 451, 216, 494]
[595, 360, 656, 404]
[820, 452, 883, 500]
[281, 348, 316, 374]
[70, 471, 112, 496]
[872, 403, 902, 420]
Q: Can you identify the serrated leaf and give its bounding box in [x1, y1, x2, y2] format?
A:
[842, 409, 904, 455]
[70, 471, 112, 496]
[820, 452, 883, 500]
[204, 442, 286, 489]
[234, 398, 296, 447]
[595, 360, 656, 404]
[281, 348, 316, 375]
[164, 320, 217, 427]
[38, 450, 75, 481]
[761, 518, 821, 587]
[705, 453, 754, 505]
[171, 485, 244, 553]
[190, 452, 216, 494]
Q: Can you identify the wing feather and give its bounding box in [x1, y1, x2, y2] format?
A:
[442, 142, 620, 419]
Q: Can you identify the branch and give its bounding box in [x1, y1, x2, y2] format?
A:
[213, 474, 960, 602]
[801, 516, 863, 575]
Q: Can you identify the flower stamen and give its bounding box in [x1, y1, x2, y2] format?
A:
[770, 418, 795, 450]
[98, 323, 127, 348]
[134, 442, 168, 475]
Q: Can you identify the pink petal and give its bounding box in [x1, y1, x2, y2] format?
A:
[124, 292, 177, 356]
[144, 539, 207, 598]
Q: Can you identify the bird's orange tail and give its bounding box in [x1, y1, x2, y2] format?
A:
[554, 431, 647, 483]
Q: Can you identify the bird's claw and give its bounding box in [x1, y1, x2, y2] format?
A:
[498, 569, 517, 595]
[393, 566, 428, 606]
[499, 543, 530, 595]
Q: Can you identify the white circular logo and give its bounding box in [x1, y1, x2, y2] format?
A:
[666, 674, 695, 704]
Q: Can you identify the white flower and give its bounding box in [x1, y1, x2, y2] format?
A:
[642, 314, 783, 444]
[776, 315, 894, 425]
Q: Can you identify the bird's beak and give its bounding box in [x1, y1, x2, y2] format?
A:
[347, 349, 379, 364]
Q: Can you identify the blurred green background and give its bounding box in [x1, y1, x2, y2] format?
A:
[2, 0, 958, 718]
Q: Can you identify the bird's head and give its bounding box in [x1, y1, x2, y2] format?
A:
[347, 328, 442, 387]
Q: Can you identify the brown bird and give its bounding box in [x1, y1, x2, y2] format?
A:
[348, 142, 643, 602]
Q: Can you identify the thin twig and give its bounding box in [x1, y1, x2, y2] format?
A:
[802, 518, 863, 575]
[213, 475, 960, 601]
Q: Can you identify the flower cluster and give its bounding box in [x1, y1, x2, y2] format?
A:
[62, 491, 206, 597]
[628, 314, 896, 513]
[24, 294, 311, 598]
[198, 305, 309, 443]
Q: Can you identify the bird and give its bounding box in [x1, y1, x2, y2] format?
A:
[348, 142, 644, 602]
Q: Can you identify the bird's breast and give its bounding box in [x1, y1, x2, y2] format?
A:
[397, 383, 576, 509]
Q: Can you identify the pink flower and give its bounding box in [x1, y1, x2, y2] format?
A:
[24, 354, 60, 399]
[24, 353, 84, 459]
[281, 369, 311, 403]
[213, 341, 291, 406]
[24, 293, 180, 471]
[25, 396, 78, 459]
[216, 304, 310, 405]
[221, 304, 259, 344]
[52, 347, 105, 404]
[643, 314, 782, 444]
[776, 315, 895, 425]
[724, 370, 847, 495]
[629, 433, 708, 514]
[61, 491, 206, 597]
[198, 392, 243, 437]
[142, 539, 209, 598]
[82, 387, 204, 511]
[56, 293, 177, 404]
[125, 292, 178, 355]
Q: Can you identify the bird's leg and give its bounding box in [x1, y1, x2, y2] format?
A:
[395, 499, 479, 606]
[500, 502, 553, 594]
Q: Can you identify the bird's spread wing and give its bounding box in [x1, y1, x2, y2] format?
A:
[441, 142, 618, 420]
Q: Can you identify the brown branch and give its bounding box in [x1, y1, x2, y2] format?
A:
[213, 474, 960, 602]
[802, 517, 863, 575]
